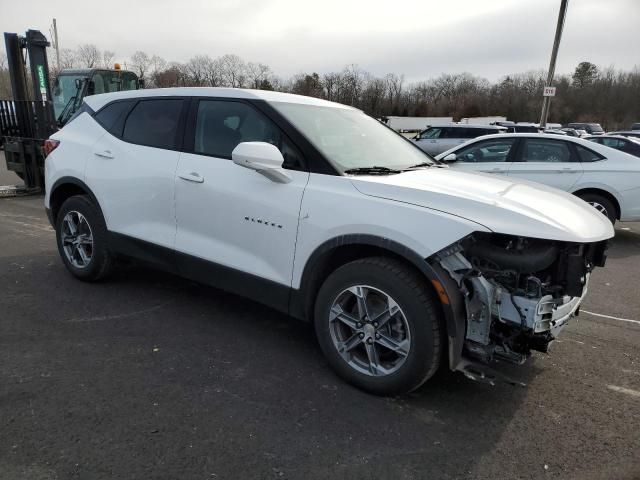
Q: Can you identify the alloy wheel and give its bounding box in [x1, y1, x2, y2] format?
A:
[328, 285, 411, 377]
[588, 201, 608, 217]
[61, 210, 94, 269]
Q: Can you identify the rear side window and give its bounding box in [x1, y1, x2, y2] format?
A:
[94, 100, 135, 137]
[122, 99, 184, 149]
[575, 145, 604, 162]
[521, 138, 575, 162]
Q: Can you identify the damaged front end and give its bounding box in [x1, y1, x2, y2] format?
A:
[432, 232, 608, 380]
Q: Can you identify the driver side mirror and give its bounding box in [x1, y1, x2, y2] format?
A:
[442, 153, 457, 162]
[232, 142, 292, 183]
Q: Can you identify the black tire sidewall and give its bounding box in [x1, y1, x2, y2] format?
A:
[314, 258, 441, 395]
[55, 195, 111, 281]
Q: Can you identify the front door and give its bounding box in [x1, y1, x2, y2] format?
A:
[448, 137, 517, 175]
[174, 99, 309, 302]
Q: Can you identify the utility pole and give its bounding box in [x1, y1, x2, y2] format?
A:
[50, 18, 60, 72]
[539, 0, 569, 128]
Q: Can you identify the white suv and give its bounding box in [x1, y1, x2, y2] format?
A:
[45, 88, 613, 395]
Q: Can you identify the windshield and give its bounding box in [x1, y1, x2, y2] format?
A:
[91, 71, 139, 94]
[52, 74, 83, 119]
[271, 102, 436, 172]
[589, 124, 604, 133]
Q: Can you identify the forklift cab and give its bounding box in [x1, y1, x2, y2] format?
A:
[52, 68, 140, 122]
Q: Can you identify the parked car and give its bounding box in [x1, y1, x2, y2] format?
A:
[543, 129, 568, 136]
[559, 127, 582, 137]
[413, 124, 506, 155]
[45, 88, 613, 395]
[586, 135, 640, 158]
[566, 123, 604, 135]
[436, 133, 640, 223]
[502, 123, 540, 133]
[630, 123, 640, 131]
[608, 130, 640, 139]
[493, 121, 541, 133]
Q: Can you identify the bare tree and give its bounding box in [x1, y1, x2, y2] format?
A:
[130, 51, 151, 79]
[102, 50, 115, 68]
[59, 48, 78, 69]
[219, 54, 247, 88]
[77, 44, 100, 68]
[246, 62, 272, 89]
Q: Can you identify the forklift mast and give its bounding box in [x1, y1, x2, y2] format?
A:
[1, 30, 58, 190]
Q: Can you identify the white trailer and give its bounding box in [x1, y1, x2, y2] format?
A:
[459, 116, 507, 125]
[382, 116, 453, 131]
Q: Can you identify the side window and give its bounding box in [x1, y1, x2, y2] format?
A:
[194, 100, 303, 169]
[455, 138, 516, 163]
[440, 128, 456, 139]
[575, 145, 605, 162]
[122, 99, 184, 149]
[602, 138, 623, 149]
[521, 138, 574, 162]
[420, 127, 441, 139]
[458, 128, 477, 139]
[94, 100, 135, 137]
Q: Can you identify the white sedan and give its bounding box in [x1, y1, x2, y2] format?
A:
[436, 133, 640, 223]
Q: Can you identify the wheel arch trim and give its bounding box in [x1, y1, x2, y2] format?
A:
[49, 176, 105, 225]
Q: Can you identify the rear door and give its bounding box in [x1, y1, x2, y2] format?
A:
[174, 98, 309, 297]
[86, 98, 186, 250]
[448, 137, 517, 175]
[506, 137, 584, 190]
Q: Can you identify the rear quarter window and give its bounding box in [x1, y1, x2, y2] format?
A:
[93, 100, 136, 137]
[575, 144, 605, 162]
[122, 99, 184, 149]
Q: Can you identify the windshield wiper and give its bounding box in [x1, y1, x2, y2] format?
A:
[403, 162, 433, 170]
[344, 166, 402, 175]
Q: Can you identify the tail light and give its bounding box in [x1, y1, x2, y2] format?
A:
[43, 139, 60, 157]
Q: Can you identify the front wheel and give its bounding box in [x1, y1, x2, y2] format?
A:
[314, 257, 443, 396]
[578, 193, 616, 224]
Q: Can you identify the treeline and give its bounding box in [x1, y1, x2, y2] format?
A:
[1, 45, 638, 130]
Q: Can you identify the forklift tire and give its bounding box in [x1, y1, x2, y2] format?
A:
[55, 195, 113, 282]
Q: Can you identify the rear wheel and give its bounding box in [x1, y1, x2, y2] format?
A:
[314, 257, 443, 396]
[55, 195, 113, 281]
[577, 193, 616, 224]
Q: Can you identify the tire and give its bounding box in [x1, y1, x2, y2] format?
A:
[577, 193, 617, 224]
[55, 195, 113, 281]
[314, 257, 443, 396]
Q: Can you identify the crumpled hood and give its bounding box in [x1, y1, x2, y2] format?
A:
[350, 168, 614, 243]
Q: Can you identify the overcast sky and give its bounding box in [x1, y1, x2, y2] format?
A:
[2, 0, 638, 81]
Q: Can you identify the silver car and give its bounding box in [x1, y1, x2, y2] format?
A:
[413, 124, 506, 155]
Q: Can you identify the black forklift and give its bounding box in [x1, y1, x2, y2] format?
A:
[0, 29, 141, 192]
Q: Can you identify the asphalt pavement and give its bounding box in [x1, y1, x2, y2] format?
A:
[1, 173, 639, 479]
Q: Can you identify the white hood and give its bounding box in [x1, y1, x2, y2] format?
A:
[350, 168, 614, 243]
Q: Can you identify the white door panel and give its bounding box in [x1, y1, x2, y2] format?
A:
[175, 152, 309, 286]
[85, 134, 180, 248]
[507, 162, 583, 190]
[452, 162, 511, 175]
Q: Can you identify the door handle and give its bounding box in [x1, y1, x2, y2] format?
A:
[94, 150, 114, 159]
[556, 168, 575, 173]
[178, 171, 205, 183]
